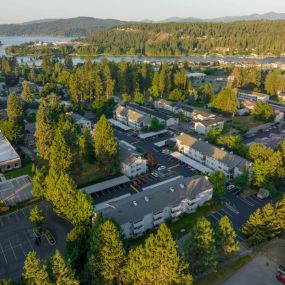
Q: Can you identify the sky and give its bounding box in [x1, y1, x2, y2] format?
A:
[1, 0, 285, 24]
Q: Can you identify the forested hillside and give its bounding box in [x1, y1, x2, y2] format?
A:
[84, 21, 285, 56]
[0, 17, 126, 37]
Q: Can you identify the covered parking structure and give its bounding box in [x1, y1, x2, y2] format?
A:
[108, 119, 132, 132]
[81, 176, 130, 195]
[171, 151, 213, 173]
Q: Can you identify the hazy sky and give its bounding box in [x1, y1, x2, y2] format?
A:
[1, 0, 285, 24]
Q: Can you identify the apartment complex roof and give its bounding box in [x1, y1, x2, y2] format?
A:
[0, 133, 20, 164]
[100, 175, 212, 225]
[176, 133, 250, 171]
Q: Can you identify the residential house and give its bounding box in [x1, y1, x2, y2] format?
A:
[119, 141, 147, 177]
[176, 133, 252, 180]
[99, 175, 213, 239]
[0, 133, 21, 172]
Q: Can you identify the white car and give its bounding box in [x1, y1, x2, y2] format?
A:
[151, 172, 159, 178]
[227, 185, 235, 191]
[157, 165, 166, 171]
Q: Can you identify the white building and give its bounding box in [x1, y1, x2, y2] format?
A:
[68, 112, 92, 130]
[193, 118, 225, 134]
[154, 99, 179, 113]
[236, 89, 270, 103]
[176, 133, 252, 180]
[99, 175, 213, 239]
[119, 141, 147, 177]
[0, 133, 21, 172]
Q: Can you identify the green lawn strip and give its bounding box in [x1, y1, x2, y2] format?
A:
[4, 163, 34, 179]
[0, 197, 42, 216]
[168, 201, 222, 238]
[194, 255, 253, 285]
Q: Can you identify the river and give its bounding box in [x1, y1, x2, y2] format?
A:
[1, 35, 285, 66]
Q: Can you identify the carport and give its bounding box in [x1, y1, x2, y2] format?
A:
[171, 151, 213, 173]
[81, 176, 130, 195]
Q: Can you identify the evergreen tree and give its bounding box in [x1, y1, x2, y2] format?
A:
[134, 90, 145, 105]
[216, 216, 239, 257]
[93, 115, 119, 174]
[35, 103, 56, 160]
[79, 126, 94, 162]
[212, 88, 238, 117]
[23, 252, 51, 285]
[100, 220, 126, 284]
[208, 171, 226, 197]
[242, 208, 265, 245]
[184, 217, 218, 275]
[29, 206, 46, 234]
[124, 224, 192, 285]
[51, 250, 79, 285]
[22, 83, 33, 103]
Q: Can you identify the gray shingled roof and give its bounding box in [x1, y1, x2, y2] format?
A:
[176, 133, 251, 171]
[100, 175, 212, 225]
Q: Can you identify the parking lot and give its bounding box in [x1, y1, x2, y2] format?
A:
[207, 189, 270, 242]
[0, 202, 72, 281]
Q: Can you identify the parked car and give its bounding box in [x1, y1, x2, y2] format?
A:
[132, 180, 138, 186]
[140, 177, 146, 184]
[151, 172, 159, 178]
[227, 184, 235, 191]
[136, 179, 142, 185]
[278, 265, 285, 276]
[158, 165, 166, 171]
[276, 274, 285, 284]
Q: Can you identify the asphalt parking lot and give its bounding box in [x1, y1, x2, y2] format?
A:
[207, 189, 270, 242]
[0, 202, 72, 281]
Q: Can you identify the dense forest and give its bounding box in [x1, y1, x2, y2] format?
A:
[84, 21, 285, 57]
[0, 17, 126, 37]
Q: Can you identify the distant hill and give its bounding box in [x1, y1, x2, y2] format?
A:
[161, 12, 285, 23]
[0, 17, 127, 37]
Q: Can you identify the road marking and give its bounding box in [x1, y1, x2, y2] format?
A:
[248, 195, 261, 203]
[24, 231, 34, 252]
[130, 184, 140, 193]
[220, 209, 233, 217]
[246, 196, 258, 204]
[215, 211, 224, 217]
[9, 240, 17, 260]
[168, 164, 180, 170]
[20, 244, 26, 256]
[0, 242, 7, 264]
[237, 196, 254, 207]
[208, 213, 219, 221]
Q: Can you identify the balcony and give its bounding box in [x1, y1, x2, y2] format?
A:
[133, 220, 144, 228]
[171, 210, 182, 219]
[133, 225, 144, 235]
[153, 218, 164, 227]
[153, 212, 164, 220]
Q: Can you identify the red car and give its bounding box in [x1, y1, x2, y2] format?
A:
[136, 179, 142, 185]
[140, 178, 146, 184]
[276, 274, 285, 284]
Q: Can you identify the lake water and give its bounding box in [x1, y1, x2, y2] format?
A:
[1, 35, 285, 66]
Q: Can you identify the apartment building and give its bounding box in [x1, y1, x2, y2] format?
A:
[68, 112, 92, 130]
[193, 117, 225, 134]
[176, 133, 252, 179]
[236, 89, 270, 103]
[154, 99, 179, 113]
[119, 141, 147, 177]
[0, 133, 21, 172]
[99, 175, 213, 239]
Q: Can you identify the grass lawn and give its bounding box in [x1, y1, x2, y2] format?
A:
[194, 255, 253, 285]
[72, 161, 121, 188]
[167, 201, 222, 238]
[230, 115, 263, 134]
[4, 163, 34, 180]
